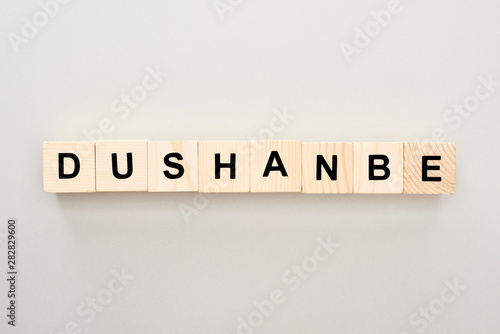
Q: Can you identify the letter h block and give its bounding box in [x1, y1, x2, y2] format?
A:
[198, 141, 250, 192]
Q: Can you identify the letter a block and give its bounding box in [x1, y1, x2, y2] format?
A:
[353, 142, 403, 194]
[96, 140, 148, 192]
[198, 141, 250, 192]
[404, 142, 455, 194]
[251, 140, 301, 192]
[302, 142, 353, 194]
[148, 141, 198, 192]
[43, 141, 96, 193]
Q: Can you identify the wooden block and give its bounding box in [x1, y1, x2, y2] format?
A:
[302, 142, 353, 194]
[353, 142, 403, 194]
[148, 141, 198, 192]
[404, 142, 455, 194]
[95, 140, 148, 192]
[43, 141, 96, 193]
[250, 140, 301, 192]
[198, 141, 250, 192]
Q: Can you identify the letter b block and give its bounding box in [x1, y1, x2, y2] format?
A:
[404, 142, 455, 194]
[95, 140, 148, 192]
[43, 141, 96, 193]
[198, 141, 250, 192]
[353, 142, 403, 194]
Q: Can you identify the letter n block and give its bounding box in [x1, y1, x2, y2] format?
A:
[353, 142, 403, 194]
[198, 141, 250, 192]
[250, 140, 301, 192]
[95, 140, 148, 192]
[148, 141, 198, 192]
[404, 142, 456, 194]
[302, 142, 353, 193]
[43, 141, 96, 193]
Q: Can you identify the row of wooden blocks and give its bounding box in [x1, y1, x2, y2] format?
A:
[43, 141, 456, 194]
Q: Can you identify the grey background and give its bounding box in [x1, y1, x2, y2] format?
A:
[1, 0, 499, 333]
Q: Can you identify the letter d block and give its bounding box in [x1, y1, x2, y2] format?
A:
[404, 142, 455, 194]
[198, 141, 250, 192]
[43, 141, 96, 193]
[96, 141, 148, 192]
[251, 140, 301, 192]
[353, 142, 403, 194]
[148, 141, 198, 192]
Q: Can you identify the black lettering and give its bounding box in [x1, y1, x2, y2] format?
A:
[215, 153, 236, 179]
[422, 156, 441, 181]
[112, 153, 133, 179]
[316, 155, 337, 181]
[369, 154, 390, 180]
[58, 153, 80, 179]
[263, 151, 288, 177]
[163, 153, 184, 179]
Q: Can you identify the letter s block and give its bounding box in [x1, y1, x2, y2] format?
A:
[95, 140, 148, 192]
[404, 142, 455, 194]
[148, 141, 198, 192]
[353, 142, 403, 194]
[43, 141, 96, 193]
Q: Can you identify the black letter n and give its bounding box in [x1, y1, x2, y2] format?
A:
[316, 155, 337, 181]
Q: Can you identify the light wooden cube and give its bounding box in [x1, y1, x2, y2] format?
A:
[148, 141, 198, 192]
[95, 140, 148, 192]
[302, 142, 353, 194]
[198, 141, 250, 192]
[250, 140, 301, 192]
[353, 142, 403, 194]
[43, 141, 96, 193]
[404, 142, 456, 194]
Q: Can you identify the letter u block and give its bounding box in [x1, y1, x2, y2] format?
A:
[353, 142, 403, 194]
[43, 141, 96, 193]
[198, 141, 250, 192]
[95, 140, 148, 192]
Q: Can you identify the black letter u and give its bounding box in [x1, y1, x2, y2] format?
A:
[111, 153, 133, 179]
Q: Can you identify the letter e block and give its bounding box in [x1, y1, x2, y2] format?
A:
[251, 140, 301, 192]
[95, 140, 148, 192]
[353, 142, 403, 194]
[198, 141, 250, 192]
[43, 141, 96, 193]
[302, 142, 353, 194]
[404, 142, 455, 194]
[148, 141, 198, 192]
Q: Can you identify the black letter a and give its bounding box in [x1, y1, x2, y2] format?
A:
[263, 151, 288, 177]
